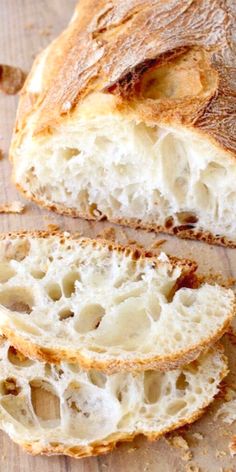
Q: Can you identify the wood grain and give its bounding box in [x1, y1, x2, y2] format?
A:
[0, 1, 236, 471]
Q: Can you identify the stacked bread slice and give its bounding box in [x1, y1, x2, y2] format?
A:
[0, 232, 234, 458]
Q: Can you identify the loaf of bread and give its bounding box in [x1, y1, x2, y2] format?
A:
[0, 232, 234, 371]
[0, 338, 228, 458]
[10, 1, 236, 246]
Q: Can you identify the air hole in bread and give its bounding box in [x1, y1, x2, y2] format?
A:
[176, 211, 198, 225]
[194, 182, 210, 209]
[176, 372, 188, 390]
[64, 382, 120, 440]
[12, 318, 41, 336]
[62, 271, 80, 297]
[95, 300, 151, 350]
[8, 346, 34, 367]
[134, 272, 145, 281]
[147, 294, 161, 321]
[31, 269, 46, 279]
[75, 304, 105, 333]
[114, 287, 144, 304]
[227, 191, 236, 205]
[165, 284, 178, 303]
[55, 367, 64, 378]
[117, 412, 134, 429]
[205, 161, 226, 176]
[58, 307, 74, 320]
[60, 147, 80, 160]
[89, 203, 102, 218]
[140, 48, 217, 100]
[30, 380, 60, 424]
[165, 216, 174, 229]
[88, 370, 106, 388]
[166, 399, 187, 415]
[109, 195, 121, 210]
[0, 377, 21, 396]
[46, 283, 62, 301]
[185, 360, 199, 374]
[178, 289, 196, 307]
[144, 371, 163, 404]
[208, 377, 215, 384]
[0, 287, 34, 314]
[4, 239, 30, 261]
[86, 346, 107, 353]
[113, 277, 127, 289]
[0, 262, 16, 283]
[174, 332, 183, 342]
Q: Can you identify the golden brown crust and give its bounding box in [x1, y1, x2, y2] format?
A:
[14, 0, 236, 155]
[14, 182, 236, 249]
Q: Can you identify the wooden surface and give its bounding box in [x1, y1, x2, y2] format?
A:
[0, 1, 236, 471]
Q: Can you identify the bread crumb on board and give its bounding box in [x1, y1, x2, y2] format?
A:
[24, 22, 35, 30]
[182, 450, 193, 461]
[39, 28, 52, 37]
[167, 435, 193, 461]
[168, 435, 190, 450]
[127, 447, 137, 453]
[215, 387, 236, 424]
[216, 449, 227, 458]
[0, 149, 3, 160]
[0, 201, 25, 214]
[191, 432, 204, 441]
[185, 464, 200, 472]
[0, 64, 26, 94]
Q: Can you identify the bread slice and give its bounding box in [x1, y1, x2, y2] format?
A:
[0, 231, 234, 372]
[10, 1, 236, 247]
[0, 338, 228, 458]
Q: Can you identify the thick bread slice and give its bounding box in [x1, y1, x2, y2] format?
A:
[0, 231, 234, 372]
[10, 1, 236, 247]
[0, 338, 228, 458]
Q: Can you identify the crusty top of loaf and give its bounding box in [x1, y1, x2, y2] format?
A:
[15, 0, 235, 154]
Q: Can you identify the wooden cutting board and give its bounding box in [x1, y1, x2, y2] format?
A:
[0, 1, 236, 470]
